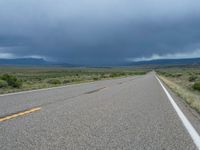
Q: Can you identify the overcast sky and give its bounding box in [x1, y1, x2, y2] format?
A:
[0, 0, 200, 65]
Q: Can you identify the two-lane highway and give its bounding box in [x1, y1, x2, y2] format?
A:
[0, 73, 199, 149]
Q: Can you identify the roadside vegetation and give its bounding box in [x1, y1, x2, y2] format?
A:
[157, 67, 200, 113]
[0, 66, 148, 94]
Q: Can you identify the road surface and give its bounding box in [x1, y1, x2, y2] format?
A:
[0, 73, 199, 150]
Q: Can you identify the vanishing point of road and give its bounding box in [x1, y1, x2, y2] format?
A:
[0, 73, 200, 150]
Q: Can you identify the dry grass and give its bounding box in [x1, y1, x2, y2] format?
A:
[159, 75, 200, 113]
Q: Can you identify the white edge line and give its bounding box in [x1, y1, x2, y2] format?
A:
[155, 75, 200, 150]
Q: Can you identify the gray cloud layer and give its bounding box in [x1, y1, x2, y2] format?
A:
[0, 0, 200, 65]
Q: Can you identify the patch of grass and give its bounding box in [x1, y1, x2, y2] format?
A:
[189, 75, 198, 82]
[0, 74, 22, 88]
[47, 79, 61, 85]
[193, 81, 200, 91]
[0, 79, 8, 88]
[93, 77, 99, 81]
[62, 80, 71, 84]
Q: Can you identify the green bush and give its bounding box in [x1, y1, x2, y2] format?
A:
[100, 74, 108, 78]
[47, 79, 61, 84]
[0, 79, 8, 88]
[175, 73, 182, 77]
[133, 71, 146, 75]
[189, 76, 198, 82]
[71, 79, 77, 82]
[93, 77, 99, 81]
[109, 73, 119, 78]
[1, 74, 22, 88]
[159, 72, 173, 77]
[193, 81, 200, 91]
[63, 80, 71, 84]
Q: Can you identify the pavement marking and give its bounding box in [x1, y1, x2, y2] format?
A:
[156, 76, 200, 150]
[0, 107, 41, 122]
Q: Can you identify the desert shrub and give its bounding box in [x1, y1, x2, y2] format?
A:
[71, 79, 77, 82]
[133, 71, 146, 75]
[193, 81, 200, 91]
[160, 72, 174, 77]
[34, 77, 42, 81]
[174, 73, 182, 77]
[93, 77, 99, 80]
[47, 79, 61, 84]
[100, 74, 106, 78]
[63, 80, 71, 84]
[189, 76, 198, 82]
[0, 79, 8, 88]
[118, 72, 126, 76]
[188, 72, 193, 75]
[109, 73, 119, 78]
[1, 74, 22, 88]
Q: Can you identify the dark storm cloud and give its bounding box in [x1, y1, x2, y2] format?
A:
[0, 0, 200, 64]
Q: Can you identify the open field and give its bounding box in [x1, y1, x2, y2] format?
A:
[0, 66, 148, 94]
[156, 67, 200, 113]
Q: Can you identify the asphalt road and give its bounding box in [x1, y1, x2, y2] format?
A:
[0, 73, 199, 150]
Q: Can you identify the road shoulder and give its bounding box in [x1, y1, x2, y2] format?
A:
[158, 75, 200, 137]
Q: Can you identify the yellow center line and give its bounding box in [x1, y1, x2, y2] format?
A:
[0, 107, 41, 122]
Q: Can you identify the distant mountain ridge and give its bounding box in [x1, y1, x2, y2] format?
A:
[0, 57, 200, 67]
[0, 58, 76, 67]
[128, 58, 200, 66]
[0, 58, 48, 66]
